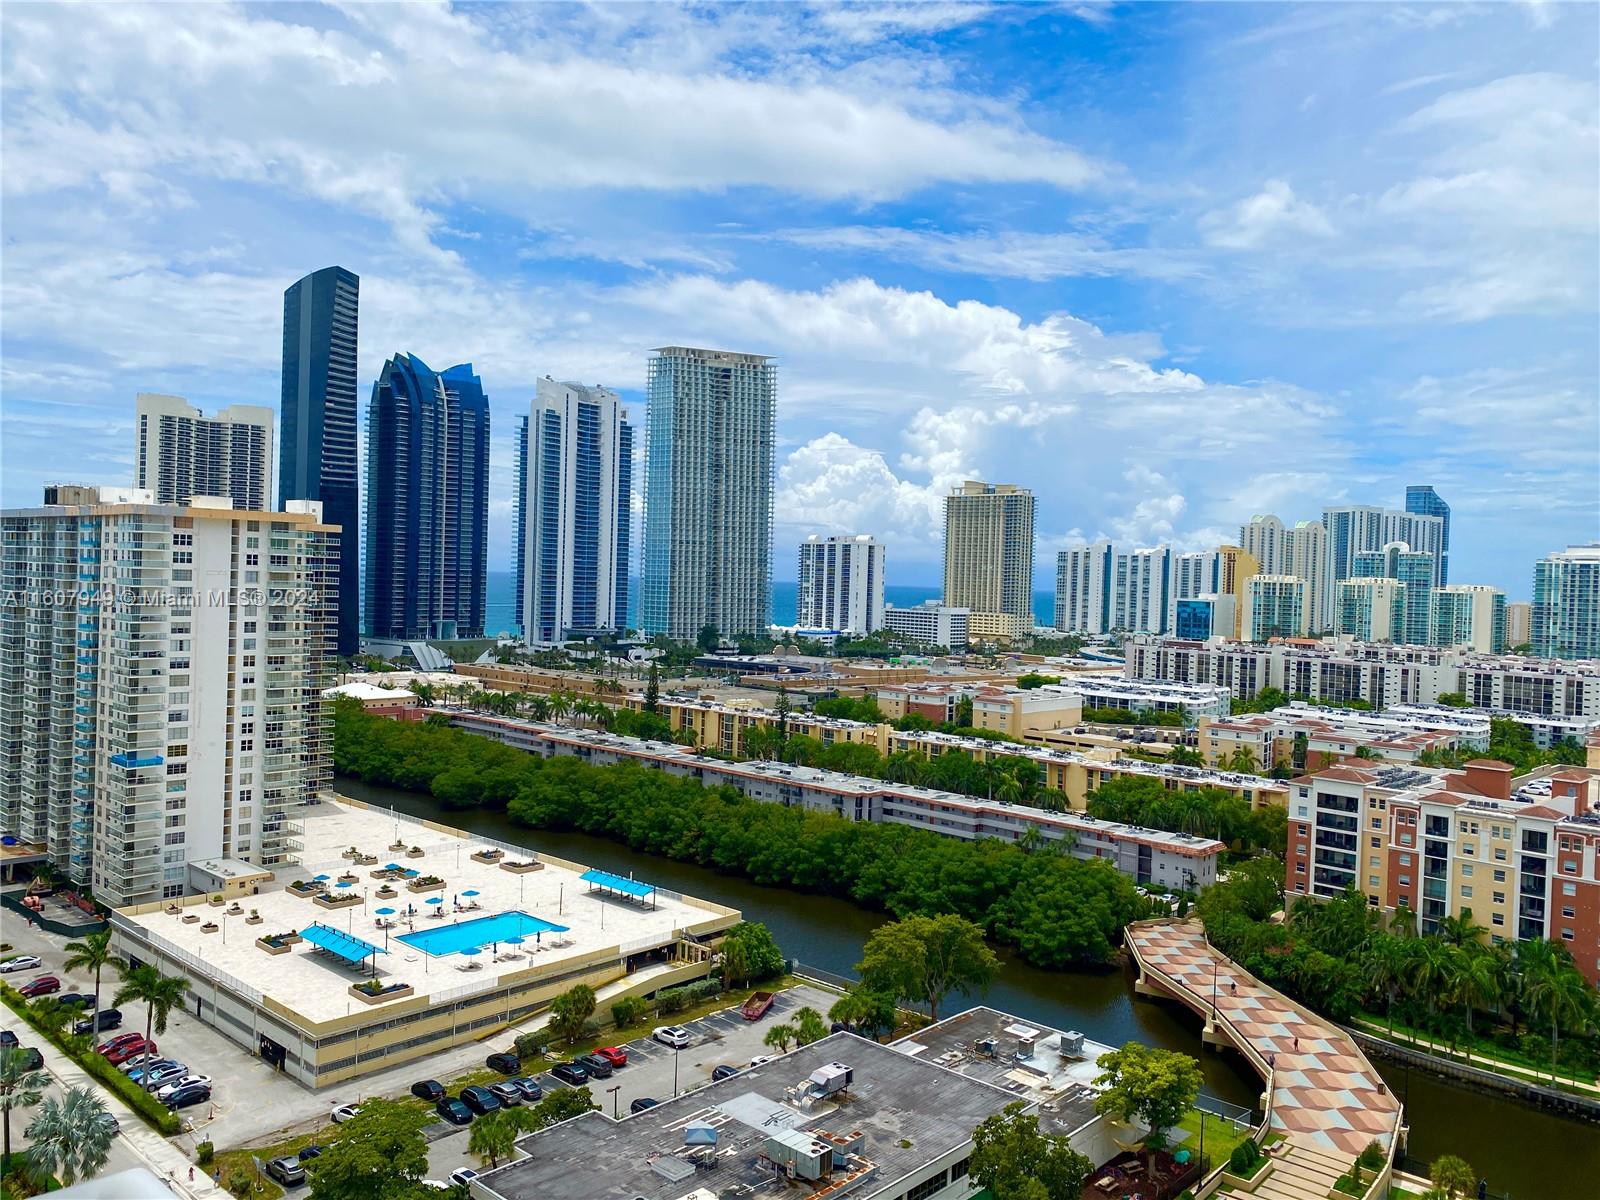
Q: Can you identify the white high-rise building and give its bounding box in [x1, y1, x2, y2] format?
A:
[1243, 575, 1307, 641]
[134, 393, 274, 511]
[1532, 544, 1600, 661]
[1241, 515, 1328, 633]
[943, 481, 1035, 640]
[797, 535, 885, 635]
[1167, 550, 1220, 633]
[515, 378, 633, 645]
[0, 487, 336, 905]
[640, 348, 775, 640]
[1323, 504, 1444, 612]
[1336, 578, 1406, 643]
[1111, 546, 1172, 634]
[1431, 585, 1506, 654]
[881, 602, 969, 653]
[1055, 541, 1113, 633]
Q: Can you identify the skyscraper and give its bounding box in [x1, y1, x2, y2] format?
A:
[640, 347, 776, 640]
[943, 481, 1035, 641]
[1217, 544, 1261, 640]
[280, 266, 360, 656]
[1405, 485, 1451, 585]
[1353, 541, 1436, 645]
[365, 354, 490, 641]
[1532, 544, 1600, 661]
[1335, 577, 1405, 643]
[1243, 575, 1307, 641]
[1322, 504, 1444, 612]
[134, 393, 274, 510]
[1055, 540, 1113, 633]
[515, 378, 633, 645]
[1431, 585, 1506, 654]
[797, 535, 885, 635]
[1240, 515, 1328, 633]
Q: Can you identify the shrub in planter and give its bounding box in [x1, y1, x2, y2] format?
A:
[656, 988, 687, 1015]
[1229, 1140, 1263, 1177]
[197, 1141, 214, 1166]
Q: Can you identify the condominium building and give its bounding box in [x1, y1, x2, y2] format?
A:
[1054, 542, 1210, 637]
[514, 379, 632, 644]
[1173, 594, 1235, 641]
[1168, 550, 1220, 632]
[134, 394, 273, 511]
[1286, 761, 1600, 984]
[1240, 516, 1328, 633]
[280, 265, 360, 657]
[1335, 578, 1405, 643]
[1404, 485, 1451, 585]
[881, 601, 969, 652]
[0, 487, 336, 905]
[640, 347, 775, 640]
[1055, 540, 1112, 633]
[1217, 544, 1260, 639]
[1505, 601, 1532, 649]
[797, 534, 885, 635]
[1431, 585, 1506, 654]
[1454, 655, 1600, 720]
[1353, 541, 1436, 646]
[1532, 544, 1600, 661]
[1323, 505, 1444, 611]
[1243, 575, 1306, 641]
[943, 481, 1034, 641]
[365, 354, 490, 641]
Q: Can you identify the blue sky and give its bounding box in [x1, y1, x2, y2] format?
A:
[2, 1, 1595, 596]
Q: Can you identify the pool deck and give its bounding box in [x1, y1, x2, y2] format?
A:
[116, 797, 728, 1024]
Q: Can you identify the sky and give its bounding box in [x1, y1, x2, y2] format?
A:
[1, 1, 1595, 597]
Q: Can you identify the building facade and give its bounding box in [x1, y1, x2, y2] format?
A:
[514, 379, 632, 644]
[1405, 485, 1451, 585]
[944, 481, 1034, 640]
[639, 347, 775, 640]
[1167, 550, 1220, 633]
[797, 534, 885, 635]
[1323, 505, 1444, 616]
[280, 266, 360, 657]
[1055, 541, 1113, 634]
[1217, 544, 1260, 640]
[1353, 541, 1436, 646]
[1335, 577, 1406, 643]
[364, 354, 490, 641]
[1505, 601, 1532, 649]
[134, 394, 273, 511]
[1174, 594, 1235, 641]
[881, 601, 969, 652]
[1431, 585, 1506, 654]
[1532, 544, 1600, 661]
[1240, 516, 1328, 633]
[0, 488, 336, 905]
[1243, 574, 1307, 641]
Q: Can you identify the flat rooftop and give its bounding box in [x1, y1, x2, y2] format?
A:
[117, 798, 730, 1024]
[479, 1032, 1023, 1200]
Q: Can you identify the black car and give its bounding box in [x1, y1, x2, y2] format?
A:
[0, 1031, 17, 1048]
[488, 1081, 522, 1107]
[297, 1145, 325, 1163]
[74, 1009, 121, 1035]
[575, 1053, 613, 1079]
[460, 1085, 502, 1116]
[265, 1157, 306, 1187]
[12, 1048, 43, 1071]
[435, 1097, 472, 1126]
[711, 1064, 741, 1081]
[629, 1097, 659, 1114]
[509, 1076, 542, 1102]
[165, 1083, 210, 1110]
[57, 993, 97, 1009]
[548, 1061, 588, 1086]
[485, 1051, 520, 1075]
[410, 1079, 445, 1103]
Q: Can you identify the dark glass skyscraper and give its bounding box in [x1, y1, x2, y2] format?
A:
[365, 354, 489, 641]
[280, 266, 360, 656]
[1405, 485, 1451, 585]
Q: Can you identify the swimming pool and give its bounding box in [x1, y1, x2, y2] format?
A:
[396, 911, 569, 957]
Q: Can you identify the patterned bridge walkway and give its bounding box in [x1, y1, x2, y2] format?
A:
[1126, 919, 1402, 1159]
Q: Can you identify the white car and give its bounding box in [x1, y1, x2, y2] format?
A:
[652, 1025, 692, 1049]
[449, 1168, 480, 1188]
[156, 1074, 212, 1101]
[330, 1103, 362, 1124]
[418, 1182, 449, 1192]
[0, 956, 42, 974]
[748, 1055, 776, 1068]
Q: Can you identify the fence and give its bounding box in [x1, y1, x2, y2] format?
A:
[789, 959, 858, 993]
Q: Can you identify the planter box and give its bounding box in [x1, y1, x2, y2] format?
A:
[181, 914, 200, 924]
[500, 861, 544, 875]
[1221, 1159, 1273, 1193]
[207, 897, 225, 907]
[201, 923, 220, 934]
[471, 850, 504, 864]
[405, 849, 426, 859]
[406, 879, 445, 894]
[245, 915, 264, 925]
[389, 840, 409, 851]
[257, 940, 292, 955]
[374, 887, 398, 900]
[315, 893, 364, 910]
[354, 855, 378, 866]
[349, 982, 414, 1006]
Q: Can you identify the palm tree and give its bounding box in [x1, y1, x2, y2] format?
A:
[1435, 912, 1486, 949]
[1362, 935, 1411, 1035]
[24, 1085, 114, 1187]
[1405, 937, 1455, 1049]
[62, 930, 115, 1044]
[792, 1007, 828, 1047]
[468, 1108, 520, 1168]
[763, 1023, 797, 1054]
[1450, 946, 1501, 1058]
[1522, 962, 1594, 1082]
[112, 964, 190, 1089]
[0, 1046, 49, 1165]
[993, 772, 1022, 806]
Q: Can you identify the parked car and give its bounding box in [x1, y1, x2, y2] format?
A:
[265, 1156, 306, 1187]
[575, 1053, 613, 1079]
[0, 1031, 18, 1048]
[120, 1053, 175, 1075]
[548, 1061, 588, 1086]
[164, 1083, 211, 1110]
[330, 1103, 361, 1124]
[629, 1097, 659, 1114]
[509, 1076, 542, 1102]
[126, 1059, 184, 1085]
[157, 1075, 212, 1102]
[485, 1051, 520, 1074]
[143, 1063, 191, 1089]
[418, 1183, 449, 1193]
[592, 1045, 628, 1068]
[435, 1097, 473, 1126]
[0, 956, 42, 974]
[711, 1064, 742, 1081]
[77, 1009, 122, 1035]
[11, 1048, 43, 1071]
[105, 1038, 156, 1066]
[57, 993, 97, 1009]
[410, 1079, 445, 1103]
[488, 1081, 523, 1107]
[94, 1113, 120, 1138]
[460, 1085, 501, 1116]
[448, 1168, 479, 1188]
[19, 976, 61, 998]
[297, 1145, 325, 1163]
[747, 1055, 776, 1068]
[652, 1025, 692, 1049]
[97, 1031, 143, 1055]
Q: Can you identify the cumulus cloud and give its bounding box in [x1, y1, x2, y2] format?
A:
[1201, 180, 1335, 250]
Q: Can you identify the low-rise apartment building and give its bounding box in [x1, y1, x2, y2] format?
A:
[1201, 706, 1477, 773]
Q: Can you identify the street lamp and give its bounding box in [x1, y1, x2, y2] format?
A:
[607, 1084, 620, 1119]
[673, 1044, 680, 1098]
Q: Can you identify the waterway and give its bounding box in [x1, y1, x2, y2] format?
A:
[336, 778, 1597, 1197]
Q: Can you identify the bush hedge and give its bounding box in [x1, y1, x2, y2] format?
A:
[610, 996, 648, 1028]
[1228, 1140, 1263, 1176]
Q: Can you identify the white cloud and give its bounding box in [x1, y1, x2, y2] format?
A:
[1201, 180, 1335, 250]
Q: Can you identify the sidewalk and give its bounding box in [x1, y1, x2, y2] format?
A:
[1348, 1015, 1600, 1097]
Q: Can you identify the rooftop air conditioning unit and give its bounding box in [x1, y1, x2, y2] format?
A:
[1060, 1030, 1086, 1058]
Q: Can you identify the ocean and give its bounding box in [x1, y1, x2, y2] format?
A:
[484, 571, 1056, 637]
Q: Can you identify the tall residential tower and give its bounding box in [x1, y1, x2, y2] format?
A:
[640, 347, 775, 640]
[280, 266, 360, 656]
[944, 481, 1035, 642]
[1532, 544, 1600, 661]
[797, 535, 885, 635]
[134, 393, 274, 510]
[1405, 485, 1451, 585]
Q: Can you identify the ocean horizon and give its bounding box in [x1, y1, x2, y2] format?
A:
[484, 572, 1056, 637]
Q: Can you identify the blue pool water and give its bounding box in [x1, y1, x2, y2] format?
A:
[397, 911, 568, 957]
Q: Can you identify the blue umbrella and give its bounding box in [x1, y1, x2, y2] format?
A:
[462, 889, 480, 897]
[503, 936, 525, 945]
[402, 869, 420, 878]
[312, 874, 330, 882]
[384, 863, 402, 871]
[375, 907, 396, 915]
[458, 946, 481, 957]
[336, 880, 354, 888]
[425, 897, 443, 905]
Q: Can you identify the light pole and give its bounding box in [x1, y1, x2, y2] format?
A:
[673, 1044, 681, 1098]
[607, 1084, 620, 1119]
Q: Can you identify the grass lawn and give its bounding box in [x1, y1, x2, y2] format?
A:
[1174, 1107, 1252, 1170]
[1353, 1013, 1597, 1089]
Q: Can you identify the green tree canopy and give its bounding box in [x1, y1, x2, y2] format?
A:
[968, 1101, 1093, 1200]
[857, 913, 999, 1021]
[548, 984, 597, 1044]
[828, 988, 899, 1040]
[719, 922, 785, 987]
[1093, 1043, 1202, 1161]
[307, 1100, 433, 1200]
[24, 1085, 114, 1187]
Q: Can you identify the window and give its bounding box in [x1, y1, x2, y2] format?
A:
[1493, 869, 1506, 882]
[1370, 836, 1381, 848]
[1400, 833, 1414, 846]
[1492, 914, 1505, 926]
[1369, 857, 1380, 869]
[907, 1171, 949, 1200]
[1493, 892, 1505, 904]
[1399, 854, 1413, 867]
[1369, 876, 1380, 889]
[1563, 860, 1578, 874]
[1398, 874, 1411, 886]
[1562, 882, 1577, 896]
[1561, 929, 1574, 941]
[1562, 907, 1575, 919]
[1494, 847, 1507, 861]
[1295, 863, 1306, 874]
[1461, 864, 1473, 877]
[1460, 885, 1473, 899]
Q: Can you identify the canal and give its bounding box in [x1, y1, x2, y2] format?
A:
[337, 778, 1597, 1197]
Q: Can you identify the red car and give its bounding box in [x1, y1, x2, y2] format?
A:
[18, 976, 61, 998]
[593, 1046, 628, 1068]
[105, 1037, 157, 1066]
[98, 1032, 145, 1055]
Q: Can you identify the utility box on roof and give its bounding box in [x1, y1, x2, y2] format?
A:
[765, 1129, 831, 1181]
[808, 1062, 853, 1096]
